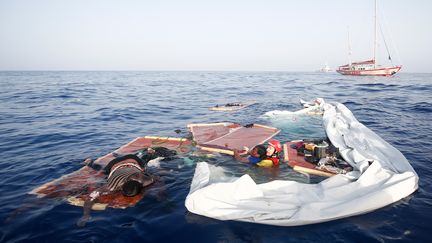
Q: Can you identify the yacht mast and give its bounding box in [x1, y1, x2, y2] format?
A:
[348, 26, 352, 67]
[373, 0, 378, 68]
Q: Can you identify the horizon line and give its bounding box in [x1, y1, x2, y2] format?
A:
[0, 70, 429, 74]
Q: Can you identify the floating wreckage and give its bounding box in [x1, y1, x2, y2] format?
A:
[185, 99, 418, 226]
[209, 101, 257, 111]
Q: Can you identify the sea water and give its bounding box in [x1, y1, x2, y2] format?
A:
[0, 71, 430, 242]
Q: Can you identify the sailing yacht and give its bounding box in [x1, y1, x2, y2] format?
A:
[337, 0, 401, 76]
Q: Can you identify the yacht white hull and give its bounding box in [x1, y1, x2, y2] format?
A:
[337, 65, 401, 76]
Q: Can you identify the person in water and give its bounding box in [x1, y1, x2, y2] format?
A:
[266, 139, 282, 166]
[233, 140, 282, 167]
[78, 147, 176, 226]
[233, 144, 270, 167]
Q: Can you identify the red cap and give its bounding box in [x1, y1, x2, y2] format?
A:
[268, 139, 282, 153]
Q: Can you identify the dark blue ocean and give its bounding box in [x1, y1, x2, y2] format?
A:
[0, 71, 431, 242]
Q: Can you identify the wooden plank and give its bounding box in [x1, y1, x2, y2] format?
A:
[187, 122, 232, 128]
[293, 166, 334, 177]
[143, 136, 188, 142]
[283, 143, 289, 162]
[253, 123, 280, 131]
[30, 136, 190, 210]
[198, 146, 235, 155]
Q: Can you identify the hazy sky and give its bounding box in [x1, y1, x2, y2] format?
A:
[0, 0, 431, 72]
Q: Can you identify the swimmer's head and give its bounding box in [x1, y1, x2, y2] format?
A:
[250, 145, 267, 159]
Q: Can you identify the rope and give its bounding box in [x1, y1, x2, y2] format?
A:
[379, 21, 394, 66]
[378, 5, 402, 66]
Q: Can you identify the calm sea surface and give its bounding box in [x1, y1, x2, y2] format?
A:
[0, 71, 431, 242]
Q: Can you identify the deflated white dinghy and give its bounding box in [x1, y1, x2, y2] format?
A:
[185, 99, 418, 226]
